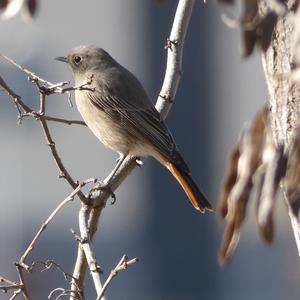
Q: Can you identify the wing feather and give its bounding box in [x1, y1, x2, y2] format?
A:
[87, 91, 175, 157]
[85, 65, 190, 173]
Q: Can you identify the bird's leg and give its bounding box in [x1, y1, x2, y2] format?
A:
[89, 154, 127, 204]
[107, 154, 127, 182]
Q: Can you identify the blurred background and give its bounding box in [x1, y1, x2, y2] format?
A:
[0, 0, 299, 299]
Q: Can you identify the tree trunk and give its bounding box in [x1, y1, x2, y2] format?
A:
[261, 0, 300, 255]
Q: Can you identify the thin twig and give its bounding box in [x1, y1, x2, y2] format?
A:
[96, 255, 139, 300]
[15, 263, 31, 300]
[0, 74, 90, 205]
[1, 53, 94, 95]
[55, 75, 95, 93]
[0, 276, 23, 298]
[19, 179, 95, 269]
[0, 75, 31, 113]
[33, 260, 79, 283]
[38, 117, 89, 204]
[0, 284, 23, 292]
[44, 116, 86, 126]
[0, 276, 18, 286]
[9, 289, 22, 300]
[0, 54, 54, 86]
[39, 92, 46, 113]
[48, 287, 82, 300]
[78, 205, 103, 296]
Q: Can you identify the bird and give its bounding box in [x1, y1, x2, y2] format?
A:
[56, 45, 212, 213]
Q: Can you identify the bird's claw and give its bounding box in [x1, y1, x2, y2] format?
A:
[89, 181, 116, 204]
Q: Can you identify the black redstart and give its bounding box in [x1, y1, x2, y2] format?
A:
[56, 45, 212, 213]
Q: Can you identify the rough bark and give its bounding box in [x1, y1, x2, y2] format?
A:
[261, 0, 300, 254]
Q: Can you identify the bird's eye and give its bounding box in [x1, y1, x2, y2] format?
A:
[74, 56, 82, 65]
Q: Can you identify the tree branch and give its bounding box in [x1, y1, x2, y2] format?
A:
[19, 179, 95, 270]
[69, 0, 196, 297]
[44, 116, 86, 126]
[96, 255, 138, 300]
[0, 74, 90, 204]
[156, 0, 194, 118]
[78, 205, 103, 296]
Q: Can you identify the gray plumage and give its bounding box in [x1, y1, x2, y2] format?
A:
[56, 45, 212, 212]
[67, 45, 188, 172]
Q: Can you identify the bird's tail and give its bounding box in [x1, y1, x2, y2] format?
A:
[156, 152, 212, 213]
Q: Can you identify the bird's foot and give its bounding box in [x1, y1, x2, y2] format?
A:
[88, 181, 116, 204]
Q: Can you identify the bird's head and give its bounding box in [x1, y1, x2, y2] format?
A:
[56, 45, 115, 77]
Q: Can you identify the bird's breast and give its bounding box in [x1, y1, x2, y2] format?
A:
[75, 90, 143, 156]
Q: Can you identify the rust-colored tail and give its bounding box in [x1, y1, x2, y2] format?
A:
[165, 161, 213, 213]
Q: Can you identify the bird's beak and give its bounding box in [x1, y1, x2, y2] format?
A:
[55, 56, 68, 63]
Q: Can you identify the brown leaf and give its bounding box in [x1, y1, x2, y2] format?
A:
[257, 12, 278, 52]
[219, 146, 240, 218]
[256, 142, 286, 243]
[241, 29, 257, 57]
[218, 107, 268, 264]
[0, 0, 9, 9]
[1, 0, 23, 20]
[219, 222, 240, 265]
[25, 0, 37, 16]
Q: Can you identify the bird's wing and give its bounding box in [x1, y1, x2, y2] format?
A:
[85, 66, 190, 173]
[87, 90, 176, 159]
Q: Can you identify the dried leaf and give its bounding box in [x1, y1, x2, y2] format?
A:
[219, 222, 240, 265]
[25, 0, 37, 17]
[1, 0, 24, 20]
[219, 107, 268, 264]
[0, 0, 9, 9]
[242, 29, 257, 57]
[256, 142, 286, 243]
[0, 0, 38, 20]
[257, 12, 278, 52]
[221, 0, 280, 57]
[219, 146, 240, 218]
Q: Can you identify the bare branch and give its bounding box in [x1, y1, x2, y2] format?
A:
[96, 255, 139, 300]
[49, 287, 83, 300]
[0, 276, 23, 293]
[38, 117, 89, 204]
[44, 116, 86, 126]
[0, 276, 18, 287]
[0, 73, 91, 206]
[156, 0, 195, 118]
[70, 1, 196, 296]
[0, 285, 22, 292]
[0, 75, 31, 114]
[19, 179, 95, 269]
[8, 289, 22, 300]
[14, 263, 31, 300]
[0, 53, 53, 87]
[78, 205, 103, 296]
[55, 75, 95, 93]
